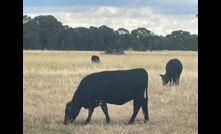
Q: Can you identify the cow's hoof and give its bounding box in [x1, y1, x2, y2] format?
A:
[128, 121, 134, 125]
[84, 121, 90, 125]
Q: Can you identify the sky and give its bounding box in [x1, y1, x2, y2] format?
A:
[23, 0, 198, 36]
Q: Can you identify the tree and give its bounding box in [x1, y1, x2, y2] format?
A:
[32, 15, 64, 50]
[98, 25, 117, 49]
[23, 15, 198, 51]
[131, 28, 155, 50]
[23, 15, 31, 23]
[89, 26, 105, 50]
[23, 15, 41, 49]
[165, 30, 198, 50]
[115, 28, 130, 50]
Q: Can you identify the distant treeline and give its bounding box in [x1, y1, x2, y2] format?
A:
[23, 15, 198, 51]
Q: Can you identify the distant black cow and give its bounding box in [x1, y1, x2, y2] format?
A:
[64, 68, 149, 125]
[160, 58, 183, 86]
[91, 55, 100, 63]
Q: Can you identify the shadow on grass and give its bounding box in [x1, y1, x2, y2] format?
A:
[55, 118, 149, 126]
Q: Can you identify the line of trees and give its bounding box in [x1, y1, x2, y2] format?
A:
[23, 15, 198, 51]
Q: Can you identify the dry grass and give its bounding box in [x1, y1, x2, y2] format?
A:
[23, 50, 198, 134]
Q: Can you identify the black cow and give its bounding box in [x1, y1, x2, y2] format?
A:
[160, 58, 183, 86]
[64, 68, 149, 125]
[91, 55, 100, 63]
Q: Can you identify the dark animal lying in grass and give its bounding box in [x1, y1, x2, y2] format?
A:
[91, 55, 100, 63]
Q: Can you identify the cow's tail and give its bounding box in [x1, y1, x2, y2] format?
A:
[145, 78, 148, 103]
[142, 70, 148, 102]
[144, 75, 149, 121]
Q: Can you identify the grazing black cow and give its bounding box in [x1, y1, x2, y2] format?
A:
[91, 55, 100, 63]
[160, 58, 183, 86]
[64, 68, 149, 125]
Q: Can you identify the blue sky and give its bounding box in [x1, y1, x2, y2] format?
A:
[23, 0, 198, 35]
[23, 0, 126, 7]
[24, 0, 197, 15]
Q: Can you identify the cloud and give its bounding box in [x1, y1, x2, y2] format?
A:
[24, 6, 198, 36]
[24, 0, 198, 15]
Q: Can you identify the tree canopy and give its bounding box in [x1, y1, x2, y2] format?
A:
[23, 15, 198, 51]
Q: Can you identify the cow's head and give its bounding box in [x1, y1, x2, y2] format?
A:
[160, 74, 169, 85]
[64, 101, 81, 125]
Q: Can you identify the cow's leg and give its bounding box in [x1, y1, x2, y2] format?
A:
[174, 74, 178, 85]
[171, 74, 176, 85]
[100, 103, 111, 124]
[173, 74, 176, 85]
[85, 107, 94, 124]
[169, 78, 172, 86]
[174, 78, 178, 85]
[176, 76, 180, 85]
[141, 98, 149, 123]
[129, 99, 141, 124]
[172, 77, 176, 85]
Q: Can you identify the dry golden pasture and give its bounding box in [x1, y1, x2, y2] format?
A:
[23, 50, 198, 134]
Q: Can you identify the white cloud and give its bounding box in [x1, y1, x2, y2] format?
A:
[24, 6, 198, 36]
